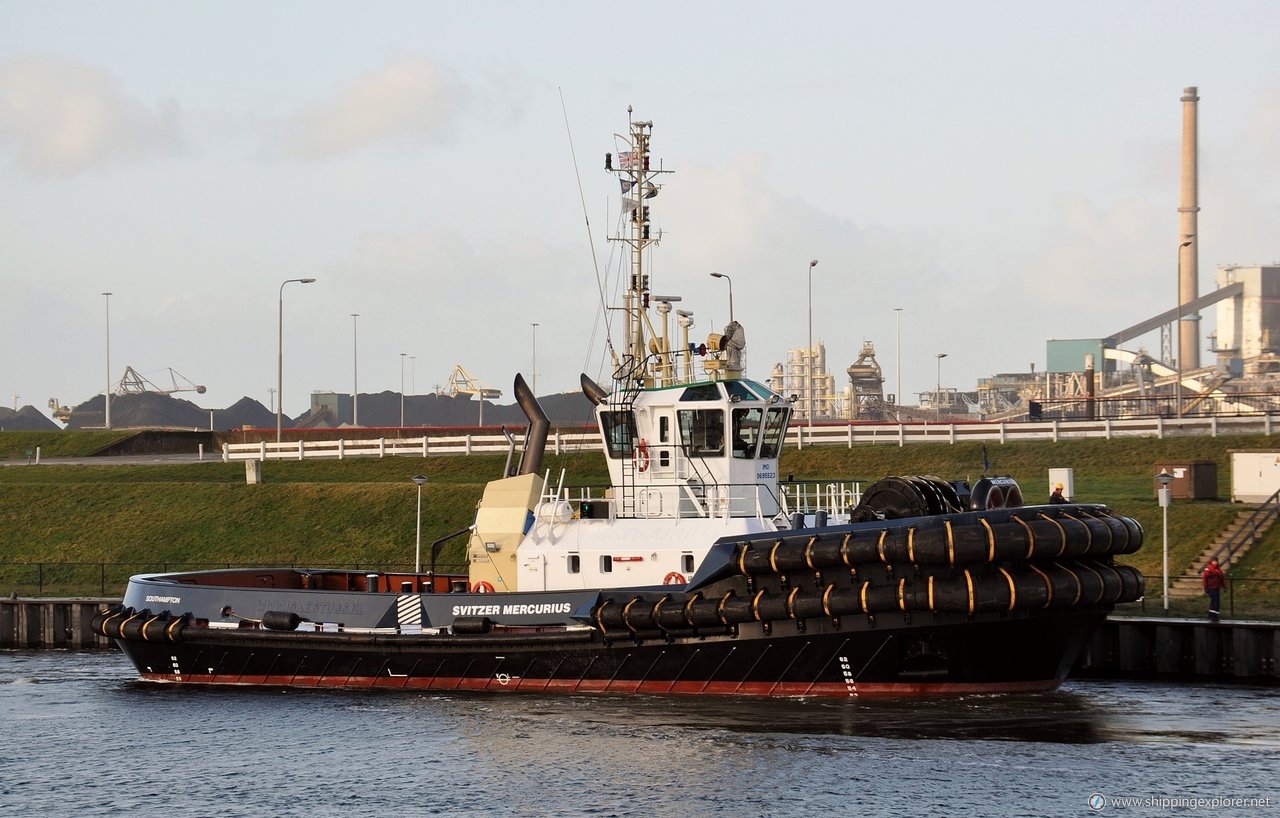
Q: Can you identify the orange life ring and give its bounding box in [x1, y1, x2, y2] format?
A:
[663, 571, 687, 585]
[634, 439, 651, 472]
[471, 581, 495, 593]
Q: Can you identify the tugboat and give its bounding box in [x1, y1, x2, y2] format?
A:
[98, 113, 1144, 697]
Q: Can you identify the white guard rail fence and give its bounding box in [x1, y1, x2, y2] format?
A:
[222, 414, 1279, 463]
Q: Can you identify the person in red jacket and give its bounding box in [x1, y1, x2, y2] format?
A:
[1202, 558, 1227, 621]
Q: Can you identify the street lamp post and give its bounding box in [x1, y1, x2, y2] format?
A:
[935, 353, 948, 421]
[806, 259, 819, 432]
[1156, 470, 1173, 612]
[412, 474, 429, 574]
[709, 272, 733, 324]
[102, 292, 112, 429]
[277, 277, 316, 442]
[1175, 235, 1195, 420]
[400, 353, 407, 427]
[531, 323, 540, 395]
[351, 313, 359, 426]
[894, 307, 903, 422]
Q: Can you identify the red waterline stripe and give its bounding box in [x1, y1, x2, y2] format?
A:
[139, 673, 1063, 697]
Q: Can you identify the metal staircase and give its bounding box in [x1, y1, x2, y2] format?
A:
[1169, 489, 1280, 597]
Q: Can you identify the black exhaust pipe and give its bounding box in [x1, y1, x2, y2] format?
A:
[514, 373, 549, 476]
[580, 373, 610, 406]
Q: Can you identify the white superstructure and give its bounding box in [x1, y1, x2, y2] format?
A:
[465, 113, 847, 594]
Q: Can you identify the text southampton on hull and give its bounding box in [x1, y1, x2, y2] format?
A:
[100, 111, 1145, 698]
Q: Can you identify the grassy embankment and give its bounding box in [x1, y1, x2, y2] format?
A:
[1, 431, 1277, 616]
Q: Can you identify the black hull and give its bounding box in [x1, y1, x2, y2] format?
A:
[116, 608, 1105, 697]
[103, 503, 1143, 698]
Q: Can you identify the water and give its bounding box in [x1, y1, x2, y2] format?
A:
[2, 652, 1278, 818]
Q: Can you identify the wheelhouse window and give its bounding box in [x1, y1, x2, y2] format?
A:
[680, 384, 723, 402]
[678, 409, 724, 457]
[726, 380, 763, 402]
[759, 406, 790, 458]
[601, 410, 638, 459]
[731, 407, 764, 458]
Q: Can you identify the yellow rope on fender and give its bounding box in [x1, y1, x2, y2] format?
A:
[998, 566, 1017, 611]
[1029, 563, 1053, 608]
[980, 517, 996, 562]
[1014, 516, 1036, 559]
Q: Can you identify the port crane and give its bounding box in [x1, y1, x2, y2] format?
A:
[445, 365, 501, 425]
[116, 366, 206, 396]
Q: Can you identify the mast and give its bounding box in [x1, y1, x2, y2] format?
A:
[606, 110, 670, 384]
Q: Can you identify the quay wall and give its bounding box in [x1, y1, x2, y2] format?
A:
[0, 598, 118, 650]
[1074, 616, 1277, 682]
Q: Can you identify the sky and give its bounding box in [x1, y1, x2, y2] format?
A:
[2, 1, 1279, 423]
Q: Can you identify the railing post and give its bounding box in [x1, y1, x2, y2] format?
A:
[260, 440, 267, 460]
[338, 438, 345, 459]
[298, 440, 305, 461]
[422, 435, 429, 457]
[379, 438, 386, 458]
[848, 424, 853, 449]
[898, 424, 904, 448]
[223, 442, 229, 462]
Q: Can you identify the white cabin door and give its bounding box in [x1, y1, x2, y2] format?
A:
[652, 411, 678, 480]
[519, 552, 547, 591]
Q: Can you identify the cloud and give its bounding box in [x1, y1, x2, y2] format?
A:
[281, 57, 462, 159]
[0, 56, 180, 175]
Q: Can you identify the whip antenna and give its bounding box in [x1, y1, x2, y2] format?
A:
[559, 87, 619, 371]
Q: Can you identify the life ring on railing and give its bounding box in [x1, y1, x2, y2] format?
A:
[634, 439, 650, 472]
[663, 571, 687, 586]
[471, 581, 495, 593]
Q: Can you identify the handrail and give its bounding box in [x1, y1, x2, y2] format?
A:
[1210, 487, 1280, 571]
[213, 413, 1280, 463]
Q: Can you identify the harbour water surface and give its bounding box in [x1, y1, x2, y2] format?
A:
[2, 652, 1278, 817]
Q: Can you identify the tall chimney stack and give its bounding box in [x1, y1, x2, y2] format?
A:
[1178, 86, 1200, 370]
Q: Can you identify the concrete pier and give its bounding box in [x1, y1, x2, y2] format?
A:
[1074, 616, 1278, 683]
[0, 598, 119, 649]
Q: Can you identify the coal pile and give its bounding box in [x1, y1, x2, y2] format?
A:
[0, 405, 59, 431]
[64, 394, 275, 430]
[58, 388, 594, 431]
[327, 391, 595, 428]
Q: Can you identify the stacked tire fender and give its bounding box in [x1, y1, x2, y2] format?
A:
[595, 486, 1144, 641]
